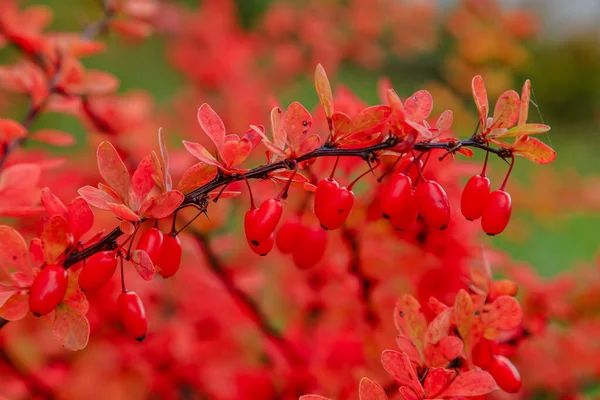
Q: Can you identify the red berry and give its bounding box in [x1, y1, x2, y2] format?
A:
[390, 188, 418, 231]
[398, 157, 424, 183]
[78, 251, 118, 291]
[275, 219, 300, 254]
[292, 225, 327, 269]
[156, 234, 182, 278]
[472, 338, 495, 369]
[29, 264, 68, 317]
[488, 355, 522, 393]
[245, 198, 283, 245]
[117, 291, 147, 342]
[249, 234, 275, 256]
[415, 180, 451, 230]
[314, 178, 354, 230]
[461, 174, 491, 220]
[136, 227, 163, 265]
[380, 173, 412, 219]
[481, 190, 512, 236]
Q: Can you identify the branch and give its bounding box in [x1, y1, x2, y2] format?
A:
[190, 229, 305, 368]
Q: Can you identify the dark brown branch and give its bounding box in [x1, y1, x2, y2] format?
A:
[191, 229, 305, 367]
[341, 226, 379, 326]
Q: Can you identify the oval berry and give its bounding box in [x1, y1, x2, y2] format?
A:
[78, 251, 118, 291]
[415, 180, 451, 230]
[314, 178, 354, 230]
[245, 198, 283, 245]
[488, 355, 522, 393]
[461, 174, 490, 221]
[156, 234, 182, 278]
[249, 234, 275, 256]
[136, 227, 163, 265]
[275, 219, 300, 254]
[29, 264, 68, 317]
[380, 173, 412, 219]
[390, 188, 419, 231]
[292, 225, 327, 269]
[117, 291, 147, 342]
[472, 338, 495, 369]
[481, 190, 512, 236]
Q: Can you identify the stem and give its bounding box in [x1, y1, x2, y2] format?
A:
[242, 174, 256, 209]
[500, 153, 515, 191]
[481, 150, 490, 177]
[329, 155, 340, 179]
[120, 255, 126, 292]
[277, 162, 298, 200]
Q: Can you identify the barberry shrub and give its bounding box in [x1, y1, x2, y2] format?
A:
[0, 1, 580, 400]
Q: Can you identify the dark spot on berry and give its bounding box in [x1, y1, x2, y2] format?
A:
[486, 233, 496, 237]
[251, 240, 259, 246]
[320, 224, 329, 230]
[33, 312, 41, 318]
[260, 253, 267, 256]
[338, 209, 343, 213]
[12, 255, 17, 261]
[136, 335, 146, 342]
[395, 228, 403, 231]
[466, 218, 474, 221]
[382, 213, 390, 219]
[399, 311, 404, 317]
[440, 225, 448, 231]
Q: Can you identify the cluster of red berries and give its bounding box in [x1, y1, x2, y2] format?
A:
[276, 219, 327, 269]
[461, 173, 512, 236]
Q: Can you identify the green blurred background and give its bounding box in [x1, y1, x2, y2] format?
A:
[7, 0, 600, 277]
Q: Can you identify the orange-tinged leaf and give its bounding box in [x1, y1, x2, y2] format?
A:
[41, 187, 68, 217]
[82, 70, 119, 95]
[438, 370, 497, 397]
[423, 368, 451, 398]
[481, 295, 523, 330]
[97, 141, 130, 200]
[120, 220, 135, 235]
[30, 129, 75, 146]
[42, 215, 70, 264]
[158, 128, 171, 190]
[381, 350, 424, 396]
[404, 90, 433, 122]
[0, 286, 18, 308]
[63, 273, 89, 315]
[131, 155, 155, 204]
[398, 387, 420, 400]
[177, 163, 217, 194]
[358, 377, 388, 400]
[270, 107, 286, 153]
[512, 136, 556, 164]
[0, 118, 27, 142]
[197, 103, 225, 153]
[315, 64, 334, 120]
[352, 105, 392, 133]
[471, 75, 488, 126]
[436, 110, 453, 133]
[394, 294, 427, 353]
[107, 202, 140, 221]
[131, 249, 155, 280]
[425, 308, 452, 346]
[395, 336, 421, 363]
[67, 197, 93, 241]
[52, 303, 90, 351]
[332, 111, 353, 140]
[518, 79, 531, 126]
[182, 140, 221, 168]
[284, 102, 312, 152]
[387, 89, 406, 128]
[454, 289, 474, 342]
[0, 293, 29, 321]
[140, 190, 184, 219]
[262, 138, 288, 159]
[297, 134, 320, 157]
[458, 147, 474, 157]
[490, 90, 520, 130]
[78, 185, 113, 210]
[439, 336, 463, 361]
[500, 123, 551, 138]
[221, 135, 253, 168]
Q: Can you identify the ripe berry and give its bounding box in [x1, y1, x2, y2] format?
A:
[488, 355, 522, 393]
[156, 234, 182, 278]
[275, 219, 300, 254]
[472, 338, 495, 369]
[461, 174, 490, 220]
[380, 173, 411, 219]
[292, 225, 327, 269]
[248, 234, 275, 256]
[314, 178, 354, 230]
[78, 251, 118, 291]
[29, 264, 68, 317]
[481, 190, 512, 236]
[136, 227, 163, 265]
[245, 198, 283, 246]
[117, 291, 147, 342]
[415, 180, 451, 230]
[390, 188, 418, 231]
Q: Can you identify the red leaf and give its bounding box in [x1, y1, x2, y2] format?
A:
[315, 64, 334, 120]
[481, 295, 523, 330]
[42, 215, 70, 264]
[439, 336, 463, 361]
[270, 107, 286, 156]
[395, 336, 421, 363]
[512, 136, 556, 164]
[424, 308, 452, 346]
[297, 134, 320, 157]
[197, 103, 226, 154]
[97, 141, 130, 200]
[387, 89, 406, 133]
[221, 135, 253, 169]
[352, 105, 392, 134]
[67, 197, 94, 241]
[0, 118, 27, 142]
[78, 185, 114, 210]
[490, 90, 520, 130]
[359, 377, 388, 400]
[106, 203, 139, 221]
[423, 368, 451, 398]
[177, 163, 217, 194]
[0, 293, 29, 321]
[404, 90, 433, 122]
[0, 286, 18, 308]
[438, 370, 497, 397]
[82, 70, 119, 95]
[454, 289, 474, 342]
[394, 294, 427, 353]
[41, 187, 68, 217]
[131, 249, 155, 280]
[63, 273, 89, 315]
[52, 303, 90, 351]
[158, 128, 172, 190]
[182, 140, 221, 168]
[140, 190, 184, 219]
[284, 102, 313, 152]
[518, 79, 531, 126]
[30, 129, 75, 146]
[398, 387, 420, 400]
[471, 75, 488, 127]
[380, 350, 424, 396]
[332, 112, 354, 140]
[436, 110, 453, 133]
[502, 123, 551, 138]
[131, 155, 155, 204]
